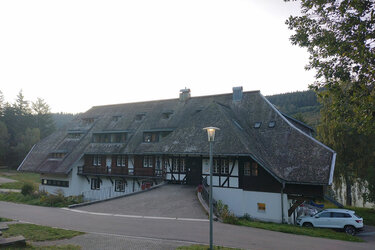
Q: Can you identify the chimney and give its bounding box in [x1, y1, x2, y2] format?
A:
[179, 88, 191, 101]
[232, 86, 243, 102]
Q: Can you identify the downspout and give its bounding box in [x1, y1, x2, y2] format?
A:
[281, 181, 285, 224]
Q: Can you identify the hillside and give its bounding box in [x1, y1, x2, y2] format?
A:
[266, 90, 321, 129]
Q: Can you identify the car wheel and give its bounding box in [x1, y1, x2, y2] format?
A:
[303, 222, 313, 228]
[344, 225, 356, 236]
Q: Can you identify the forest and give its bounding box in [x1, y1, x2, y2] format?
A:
[0, 90, 74, 168]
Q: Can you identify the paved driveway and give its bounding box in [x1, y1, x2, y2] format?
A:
[78, 184, 207, 219]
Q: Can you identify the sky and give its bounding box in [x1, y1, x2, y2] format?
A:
[0, 0, 314, 113]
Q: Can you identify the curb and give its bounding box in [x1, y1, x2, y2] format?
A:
[68, 182, 167, 209]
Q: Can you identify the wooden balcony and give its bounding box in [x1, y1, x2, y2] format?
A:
[77, 166, 164, 178]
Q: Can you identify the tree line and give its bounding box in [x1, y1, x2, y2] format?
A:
[286, 0, 375, 204]
[0, 90, 56, 168]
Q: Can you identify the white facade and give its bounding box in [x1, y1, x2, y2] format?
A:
[212, 187, 291, 223]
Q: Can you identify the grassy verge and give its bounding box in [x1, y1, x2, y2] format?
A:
[3, 243, 81, 250]
[0, 192, 83, 207]
[235, 219, 363, 242]
[3, 223, 84, 241]
[0, 169, 40, 190]
[0, 217, 12, 222]
[176, 245, 242, 250]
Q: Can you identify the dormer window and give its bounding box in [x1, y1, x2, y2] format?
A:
[112, 116, 121, 122]
[162, 111, 174, 119]
[92, 131, 127, 143]
[135, 113, 146, 121]
[82, 117, 94, 125]
[254, 122, 262, 129]
[268, 121, 276, 128]
[143, 129, 173, 143]
[143, 132, 159, 143]
[67, 132, 83, 139]
[49, 152, 66, 159]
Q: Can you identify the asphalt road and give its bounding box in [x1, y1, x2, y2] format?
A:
[1, 201, 374, 250]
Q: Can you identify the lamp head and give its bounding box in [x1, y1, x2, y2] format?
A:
[203, 127, 220, 142]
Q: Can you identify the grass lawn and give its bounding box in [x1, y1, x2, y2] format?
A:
[235, 219, 363, 242]
[2, 244, 81, 250]
[0, 217, 12, 222]
[176, 245, 242, 250]
[0, 169, 40, 189]
[3, 223, 84, 241]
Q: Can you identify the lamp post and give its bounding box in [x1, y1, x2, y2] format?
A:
[203, 127, 219, 250]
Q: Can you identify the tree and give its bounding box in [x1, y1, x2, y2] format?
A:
[0, 90, 4, 117]
[286, 0, 375, 204]
[32, 98, 55, 138]
[13, 90, 31, 116]
[0, 121, 9, 165]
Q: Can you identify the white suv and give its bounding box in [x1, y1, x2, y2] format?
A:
[296, 208, 363, 235]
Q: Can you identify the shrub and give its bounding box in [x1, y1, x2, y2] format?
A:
[21, 183, 34, 196]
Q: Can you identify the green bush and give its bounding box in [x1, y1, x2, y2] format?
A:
[21, 182, 34, 196]
[216, 200, 239, 225]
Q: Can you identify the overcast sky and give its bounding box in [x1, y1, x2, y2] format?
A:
[0, 0, 313, 113]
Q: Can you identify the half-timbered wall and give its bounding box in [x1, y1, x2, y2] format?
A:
[202, 157, 239, 188]
[165, 156, 187, 183]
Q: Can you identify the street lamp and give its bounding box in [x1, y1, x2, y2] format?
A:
[203, 126, 219, 250]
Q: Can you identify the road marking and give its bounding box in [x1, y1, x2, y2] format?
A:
[61, 208, 209, 222]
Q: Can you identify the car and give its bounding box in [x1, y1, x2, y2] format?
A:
[296, 208, 363, 235]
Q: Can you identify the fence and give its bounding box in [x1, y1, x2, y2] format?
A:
[201, 177, 218, 215]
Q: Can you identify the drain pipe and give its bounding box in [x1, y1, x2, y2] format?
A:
[281, 182, 285, 224]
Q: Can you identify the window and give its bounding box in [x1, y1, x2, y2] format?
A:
[93, 133, 126, 143]
[244, 162, 258, 176]
[93, 155, 101, 166]
[319, 212, 331, 218]
[112, 116, 121, 122]
[82, 118, 94, 125]
[257, 203, 266, 212]
[143, 156, 153, 168]
[162, 111, 173, 119]
[254, 122, 262, 129]
[67, 133, 82, 139]
[244, 162, 251, 176]
[115, 180, 126, 192]
[91, 178, 100, 190]
[41, 179, 69, 187]
[50, 152, 66, 159]
[172, 158, 178, 172]
[332, 212, 351, 218]
[213, 159, 220, 174]
[143, 132, 159, 143]
[251, 162, 258, 176]
[135, 113, 146, 121]
[172, 158, 185, 172]
[117, 155, 127, 167]
[268, 121, 276, 128]
[221, 159, 230, 175]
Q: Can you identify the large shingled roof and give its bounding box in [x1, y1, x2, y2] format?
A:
[18, 90, 336, 185]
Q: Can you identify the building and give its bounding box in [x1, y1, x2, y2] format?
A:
[18, 87, 336, 223]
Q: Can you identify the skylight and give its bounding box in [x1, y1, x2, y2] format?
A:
[254, 122, 262, 129]
[268, 121, 276, 128]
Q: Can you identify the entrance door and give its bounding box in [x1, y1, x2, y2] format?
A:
[186, 158, 202, 185]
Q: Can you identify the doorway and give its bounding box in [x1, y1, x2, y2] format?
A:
[186, 157, 202, 185]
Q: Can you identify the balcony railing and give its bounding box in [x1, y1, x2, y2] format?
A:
[77, 165, 164, 177]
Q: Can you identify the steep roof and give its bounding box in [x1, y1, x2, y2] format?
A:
[18, 90, 336, 185]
